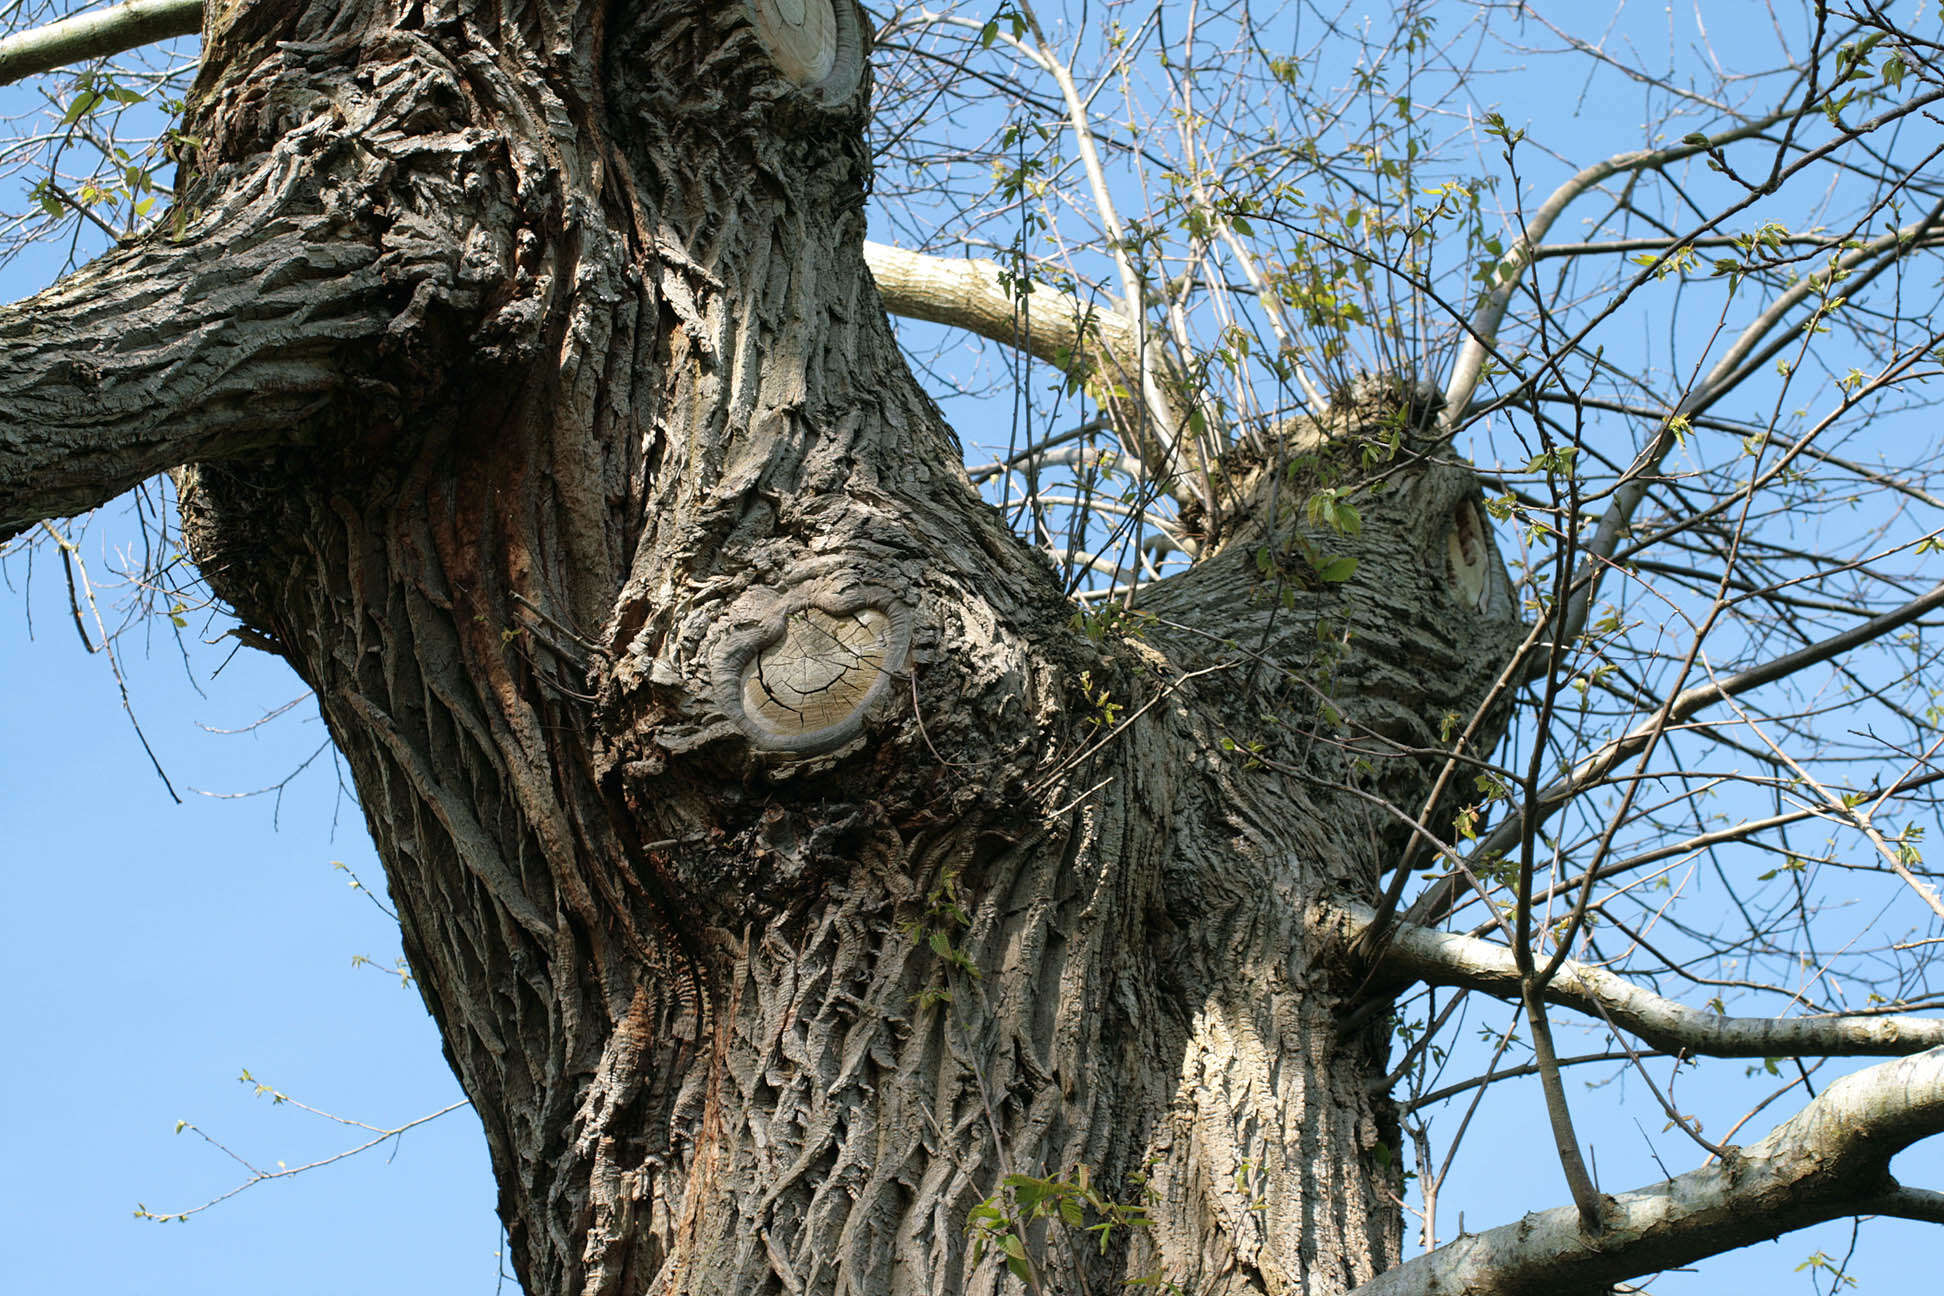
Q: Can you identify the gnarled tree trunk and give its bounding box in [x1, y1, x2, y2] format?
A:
[20, 3, 1523, 1293]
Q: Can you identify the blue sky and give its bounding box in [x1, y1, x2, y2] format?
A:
[3, 4, 1942, 1294]
[0, 523, 509, 1292]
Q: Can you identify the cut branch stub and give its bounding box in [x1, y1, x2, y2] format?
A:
[744, 0, 863, 102]
[743, 606, 889, 734]
[712, 584, 912, 753]
[1446, 498, 1492, 612]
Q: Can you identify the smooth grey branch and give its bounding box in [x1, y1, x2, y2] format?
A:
[1339, 901, 1944, 1059]
[0, 0, 199, 88]
[1350, 1047, 1944, 1296]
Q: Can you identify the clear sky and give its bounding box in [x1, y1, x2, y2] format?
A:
[0, 511, 510, 1293]
[3, 4, 1941, 1295]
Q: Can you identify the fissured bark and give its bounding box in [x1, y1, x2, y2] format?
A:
[169, 4, 1522, 1293]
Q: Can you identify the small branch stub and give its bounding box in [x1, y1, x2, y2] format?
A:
[1446, 498, 1490, 612]
[713, 582, 912, 754]
[747, 0, 839, 87]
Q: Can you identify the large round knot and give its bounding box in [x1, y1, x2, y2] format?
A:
[749, 0, 838, 86]
[740, 606, 893, 740]
[710, 580, 913, 754]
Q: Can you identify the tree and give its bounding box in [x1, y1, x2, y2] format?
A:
[4, 2, 1942, 1294]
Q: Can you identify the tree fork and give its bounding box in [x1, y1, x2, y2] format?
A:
[11, 3, 1523, 1294]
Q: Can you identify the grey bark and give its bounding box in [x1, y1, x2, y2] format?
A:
[0, 205, 383, 539]
[2, 3, 1936, 1295]
[157, 4, 1518, 1291]
[7, 3, 1513, 1289]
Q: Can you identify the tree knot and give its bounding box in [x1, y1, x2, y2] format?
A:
[711, 575, 913, 754]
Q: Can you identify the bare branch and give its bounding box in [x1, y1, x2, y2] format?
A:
[1350, 1048, 1944, 1296]
[0, 0, 199, 89]
[0, 233, 368, 535]
[1874, 1186, 1944, 1225]
[866, 240, 1194, 494]
[1553, 198, 1944, 648]
[1407, 582, 1944, 927]
[1336, 902, 1944, 1059]
[867, 241, 1147, 385]
[1, 33, 537, 538]
[1438, 110, 1795, 428]
[0, 203, 407, 537]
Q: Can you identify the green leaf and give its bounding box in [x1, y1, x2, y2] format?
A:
[1316, 555, 1358, 583]
[61, 91, 101, 125]
[1012, 1177, 1049, 1213]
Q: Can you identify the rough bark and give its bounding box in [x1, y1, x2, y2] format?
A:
[0, 177, 398, 539]
[19, 4, 1920, 1296]
[42, 4, 1501, 1292]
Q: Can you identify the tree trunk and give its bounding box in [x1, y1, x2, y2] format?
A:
[159, 3, 1521, 1292]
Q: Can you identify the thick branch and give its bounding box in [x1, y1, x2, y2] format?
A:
[3, 18, 531, 540]
[0, 224, 387, 538]
[865, 241, 1139, 373]
[0, 0, 199, 87]
[1877, 1186, 1944, 1224]
[1337, 902, 1944, 1059]
[864, 241, 1193, 487]
[1350, 1048, 1944, 1296]
[0, 10, 1118, 449]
